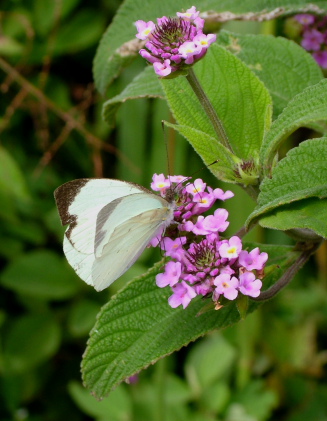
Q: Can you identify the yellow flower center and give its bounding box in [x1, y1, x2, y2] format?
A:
[228, 247, 237, 255]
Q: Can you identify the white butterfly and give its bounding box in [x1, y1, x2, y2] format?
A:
[54, 178, 176, 291]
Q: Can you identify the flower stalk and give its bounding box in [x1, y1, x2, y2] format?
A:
[252, 241, 321, 301]
[186, 67, 232, 152]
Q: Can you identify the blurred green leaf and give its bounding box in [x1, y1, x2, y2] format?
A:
[185, 334, 236, 391]
[53, 9, 107, 54]
[0, 236, 24, 260]
[68, 381, 132, 420]
[217, 31, 323, 120]
[232, 381, 278, 420]
[248, 138, 327, 233]
[5, 220, 46, 246]
[103, 66, 164, 128]
[200, 381, 231, 413]
[33, 0, 80, 35]
[165, 374, 192, 405]
[67, 299, 100, 338]
[43, 207, 65, 243]
[0, 250, 81, 300]
[0, 146, 30, 203]
[2, 314, 61, 374]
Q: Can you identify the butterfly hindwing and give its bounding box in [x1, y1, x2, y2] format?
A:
[94, 193, 169, 258]
[92, 206, 172, 291]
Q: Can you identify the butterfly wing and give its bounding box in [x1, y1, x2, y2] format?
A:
[54, 178, 146, 254]
[94, 193, 171, 257]
[55, 179, 175, 290]
[92, 203, 173, 291]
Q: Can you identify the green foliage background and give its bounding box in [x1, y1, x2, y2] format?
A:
[0, 0, 327, 420]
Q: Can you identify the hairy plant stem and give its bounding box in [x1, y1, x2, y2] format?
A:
[252, 242, 321, 301]
[186, 68, 232, 152]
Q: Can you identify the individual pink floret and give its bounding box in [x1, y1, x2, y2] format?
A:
[185, 178, 206, 195]
[139, 49, 161, 64]
[219, 236, 242, 259]
[168, 281, 197, 308]
[213, 273, 239, 300]
[193, 191, 215, 210]
[238, 247, 268, 271]
[153, 59, 173, 77]
[151, 173, 171, 191]
[212, 208, 230, 232]
[135, 20, 156, 40]
[238, 272, 262, 298]
[176, 6, 200, 21]
[169, 175, 189, 183]
[160, 237, 187, 259]
[156, 261, 182, 288]
[191, 209, 229, 235]
[178, 41, 202, 64]
[211, 187, 234, 201]
[194, 33, 217, 49]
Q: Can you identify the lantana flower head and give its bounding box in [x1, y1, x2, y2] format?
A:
[148, 174, 268, 310]
[135, 6, 216, 77]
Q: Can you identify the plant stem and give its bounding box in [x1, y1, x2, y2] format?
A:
[154, 358, 166, 421]
[186, 68, 232, 152]
[252, 242, 321, 301]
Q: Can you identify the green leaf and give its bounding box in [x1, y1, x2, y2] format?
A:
[68, 381, 132, 420]
[163, 122, 237, 182]
[247, 138, 327, 229]
[0, 250, 81, 300]
[185, 334, 236, 390]
[33, 0, 80, 35]
[53, 9, 106, 54]
[233, 380, 278, 420]
[0, 146, 30, 203]
[260, 79, 327, 173]
[162, 44, 272, 160]
[93, 0, 327, 94]
[217, 30, 323, 120]
[68, 299, 100, 338]
[259, 197, 327, 239]
[82, 244, 299, 399]
[103, 66, 164, 128]
[3, 314, 61, 374]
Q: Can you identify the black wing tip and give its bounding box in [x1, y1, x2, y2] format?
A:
[54, 178, 90, 226]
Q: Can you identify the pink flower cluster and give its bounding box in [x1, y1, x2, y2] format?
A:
[135, 6, 216, 77]
[295, 14, 327, 68]
[150, 174, 268, 309]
